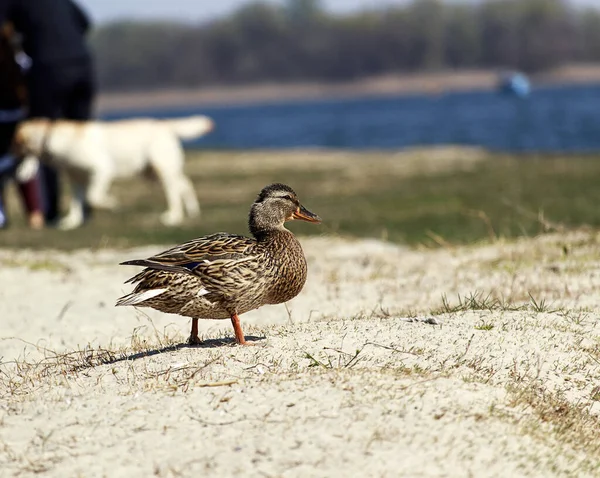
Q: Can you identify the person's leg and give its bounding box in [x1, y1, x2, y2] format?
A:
[17, 174, 44, 229]
[36, 164, 59, 223]
[27, 66, 63, 223]
[0, 152, 44, 229]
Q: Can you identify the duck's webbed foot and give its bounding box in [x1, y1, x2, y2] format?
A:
[187, 334, 202, 345]
[188, 318, 201, 345]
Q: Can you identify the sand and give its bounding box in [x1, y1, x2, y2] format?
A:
[1, 231, 600, 477]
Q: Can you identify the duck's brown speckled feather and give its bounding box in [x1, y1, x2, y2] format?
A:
[118, 230, 307, 319]
[150, 233, 257, 265]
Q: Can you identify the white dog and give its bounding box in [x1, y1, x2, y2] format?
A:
[13, 115, 214, 229]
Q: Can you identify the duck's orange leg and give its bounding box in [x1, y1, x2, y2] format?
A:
[188, 318, 201, 345]
[230, 313, 248, 345]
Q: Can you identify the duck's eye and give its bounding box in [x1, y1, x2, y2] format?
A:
[282, 195, 295, 202]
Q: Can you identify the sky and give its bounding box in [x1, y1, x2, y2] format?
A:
[78, 0, 600, 25]
[77, 0, 384, 24]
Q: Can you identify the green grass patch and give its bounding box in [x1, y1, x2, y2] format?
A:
[1, 149, 600, 250]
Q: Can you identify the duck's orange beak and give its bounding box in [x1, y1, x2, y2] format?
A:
[292, 205, 321, 224]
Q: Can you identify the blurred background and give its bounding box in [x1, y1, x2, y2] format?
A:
[86, 0, 600, 151]
[4, 0, 600, 249]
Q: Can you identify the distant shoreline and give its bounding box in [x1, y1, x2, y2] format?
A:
[95, 64, 600, 115]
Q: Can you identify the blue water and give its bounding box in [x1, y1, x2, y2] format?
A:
[102, 84, 600, 152]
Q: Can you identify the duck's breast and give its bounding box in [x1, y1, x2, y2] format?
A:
[264, 236, 308, 305]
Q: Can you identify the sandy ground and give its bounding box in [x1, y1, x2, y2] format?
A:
[1, 231, 600, 476]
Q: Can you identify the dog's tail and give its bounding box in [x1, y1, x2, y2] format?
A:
[160, 115, 214, 140]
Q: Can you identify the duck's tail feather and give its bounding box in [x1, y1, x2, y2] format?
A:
[115, 288, 168, 307]
[120, 259, 195, 277]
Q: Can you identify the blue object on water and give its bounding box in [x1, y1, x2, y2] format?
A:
[498, 72, 531, 98]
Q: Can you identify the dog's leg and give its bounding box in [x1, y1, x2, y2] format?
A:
[58, 181, 86, 230]
[152, 169, 185, 226]
[159, 182, 185, 226]
[86, 170, 118, 210]
[180, 176, 200, 218]
[147, 136, 186, 226]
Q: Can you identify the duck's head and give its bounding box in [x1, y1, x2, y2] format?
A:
[249, 183, 321, 237]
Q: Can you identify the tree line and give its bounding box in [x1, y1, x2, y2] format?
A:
[90, 0, 600, 92]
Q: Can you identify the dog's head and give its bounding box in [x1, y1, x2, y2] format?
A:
[12, 118, 51, 158]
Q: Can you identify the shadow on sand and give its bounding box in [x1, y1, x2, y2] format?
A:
[95, 335, 266, 367]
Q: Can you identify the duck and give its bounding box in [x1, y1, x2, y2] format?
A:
[115, 183, 321, 345]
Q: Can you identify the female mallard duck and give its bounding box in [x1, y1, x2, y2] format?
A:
[116, 183, 321, 345]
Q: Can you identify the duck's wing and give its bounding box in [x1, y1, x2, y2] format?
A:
[151, 233, 256, 264]
[121, 233, 258, 284]
[189, 254, 263, 294]
[120, 233, 265, 308]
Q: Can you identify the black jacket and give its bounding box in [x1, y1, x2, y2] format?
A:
[0, 0, 91, 65]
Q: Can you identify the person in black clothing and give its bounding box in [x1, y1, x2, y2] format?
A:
[0, 21, 44, 229]
[0, 0, 95, 224]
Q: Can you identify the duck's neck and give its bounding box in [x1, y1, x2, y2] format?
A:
[249, 205, 290, 242]
[252, 226, 292, 244]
